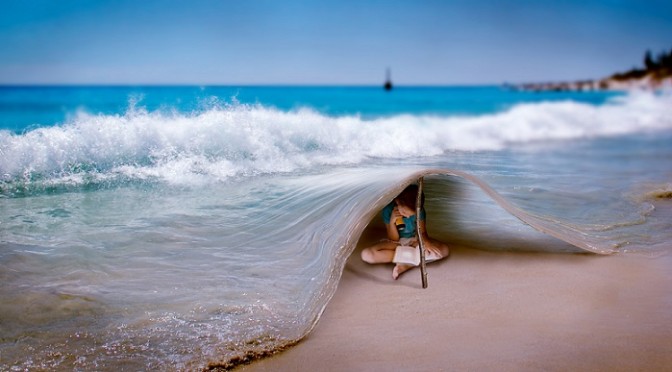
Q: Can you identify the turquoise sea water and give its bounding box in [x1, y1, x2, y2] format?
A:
[1, 86, 671, 369]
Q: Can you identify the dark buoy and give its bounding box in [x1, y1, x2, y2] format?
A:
[384, 68, 393, 91]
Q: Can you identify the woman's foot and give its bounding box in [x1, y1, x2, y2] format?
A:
[392, 264, 413, 280]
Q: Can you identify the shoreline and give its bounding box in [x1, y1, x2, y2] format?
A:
[511, 73, 672, 92]
[240, 244, 672, 371]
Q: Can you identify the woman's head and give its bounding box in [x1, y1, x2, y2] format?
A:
[395, 184, 424, 215]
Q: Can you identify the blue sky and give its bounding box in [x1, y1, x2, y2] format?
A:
[1, 0, 671, 85]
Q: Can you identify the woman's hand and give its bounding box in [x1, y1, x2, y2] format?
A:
[386, 207, 402, 241]
[390, 207, 403, 222]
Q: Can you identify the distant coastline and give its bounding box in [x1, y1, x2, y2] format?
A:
[511, 48, 672, 92]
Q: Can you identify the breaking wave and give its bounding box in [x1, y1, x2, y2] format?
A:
[1, 90, 671, 195]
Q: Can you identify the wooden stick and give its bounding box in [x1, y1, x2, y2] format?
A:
[416, 177, 428, 288]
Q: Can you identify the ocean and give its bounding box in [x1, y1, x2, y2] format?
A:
[1, 86, 671, 370]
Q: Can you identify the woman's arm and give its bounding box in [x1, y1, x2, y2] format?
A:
[386, 208, 401, 241]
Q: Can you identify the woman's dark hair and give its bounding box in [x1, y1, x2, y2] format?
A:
[396, 184, 424, 210]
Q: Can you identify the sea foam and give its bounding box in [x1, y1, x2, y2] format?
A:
[1, 90, 671, 190]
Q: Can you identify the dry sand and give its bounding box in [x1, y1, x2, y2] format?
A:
[240, 242, 672, 371]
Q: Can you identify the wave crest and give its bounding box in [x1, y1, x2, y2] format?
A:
[2, 91, 671, 193]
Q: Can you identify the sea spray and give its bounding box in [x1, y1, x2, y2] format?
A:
[2, 90, 671, 196]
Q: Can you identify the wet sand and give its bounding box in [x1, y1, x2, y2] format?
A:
[241, 242, 672, 371]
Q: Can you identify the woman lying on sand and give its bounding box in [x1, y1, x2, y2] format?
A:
[361, 184, 450, 279]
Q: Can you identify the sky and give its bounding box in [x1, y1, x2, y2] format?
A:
[0, 0, 671, 85]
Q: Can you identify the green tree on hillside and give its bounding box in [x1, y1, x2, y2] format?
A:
[644, 50, 655, 70]
[643, 48, 672, 70]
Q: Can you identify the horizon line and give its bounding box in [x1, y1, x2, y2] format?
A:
[0, 82, 516, 88]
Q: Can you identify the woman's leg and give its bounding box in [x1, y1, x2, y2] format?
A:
[392, 263, 414, 279]
[393, 238, 450, 280]
[361, 240, 398, 264]
[362, 238, 450, 280]
[425, 237, 450, 261]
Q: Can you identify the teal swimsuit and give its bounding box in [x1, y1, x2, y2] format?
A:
[382, 202, 426, 239]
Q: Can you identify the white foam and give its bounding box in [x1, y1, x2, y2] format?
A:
[1, 91, 671, 186]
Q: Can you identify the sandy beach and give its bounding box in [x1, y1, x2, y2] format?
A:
[241, 234, 672, 371]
